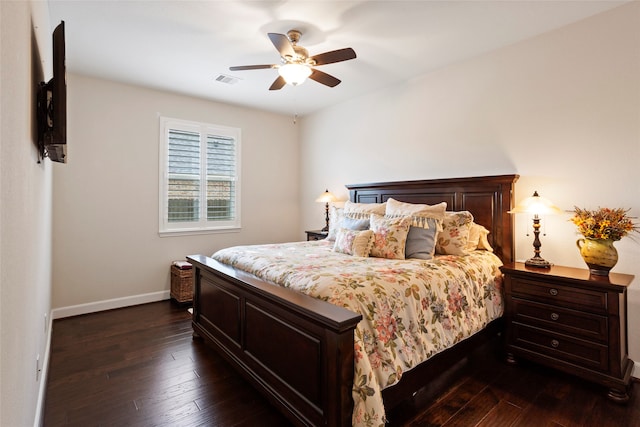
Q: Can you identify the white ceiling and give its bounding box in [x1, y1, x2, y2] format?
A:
[48, 0, 627, 117]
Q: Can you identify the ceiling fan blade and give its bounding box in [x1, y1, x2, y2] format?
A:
[309, 69, 341, 87]
[268, 33, 295, 59]
[229, 64, 276, 71]
[269, 76, 286, 91]
[310, 48, 356, 66]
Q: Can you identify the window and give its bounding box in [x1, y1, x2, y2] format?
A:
[159, 117, 241, 235]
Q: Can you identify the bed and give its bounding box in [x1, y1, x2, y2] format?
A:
[187, 174, 518, 427]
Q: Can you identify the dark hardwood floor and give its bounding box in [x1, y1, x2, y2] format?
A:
[44, 301, 639, 426]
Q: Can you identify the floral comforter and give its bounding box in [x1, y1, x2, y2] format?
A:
[212, 240, 504, 427]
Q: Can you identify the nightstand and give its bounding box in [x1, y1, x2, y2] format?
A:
[305, 230, 328, 241]
[501, 262, 634, 403]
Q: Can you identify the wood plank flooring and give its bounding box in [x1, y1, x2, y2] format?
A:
[44, 301, 639, 426]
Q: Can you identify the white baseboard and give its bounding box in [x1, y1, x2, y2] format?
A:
[34, 291, 170, 426]
[51, 290, 171, 319]
[33, 311, 52, 427]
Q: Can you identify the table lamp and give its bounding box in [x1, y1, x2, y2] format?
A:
[510, 191, 562, 268]
[315, 189, 336, 232]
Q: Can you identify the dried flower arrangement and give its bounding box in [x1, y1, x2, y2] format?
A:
[571, 207, 638, 241]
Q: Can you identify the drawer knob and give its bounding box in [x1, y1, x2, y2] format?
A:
[549, 288, 558, 296]
[550, 313, 560, 321]
[551, 339, 560, 348]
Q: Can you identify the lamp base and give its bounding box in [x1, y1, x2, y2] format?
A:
[321, 225, 329, 232]
[525, 256, 552, 269]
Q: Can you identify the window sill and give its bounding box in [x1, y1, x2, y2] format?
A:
[159, 227, 241, 238]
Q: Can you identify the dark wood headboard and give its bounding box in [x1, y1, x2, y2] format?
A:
[347, 174, 519, 263]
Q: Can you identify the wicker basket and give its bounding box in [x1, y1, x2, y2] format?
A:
[170, 264, 193, 304]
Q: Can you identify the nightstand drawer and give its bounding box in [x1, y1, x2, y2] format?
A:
[511, 278, 607, 313]
[512, 298, 608, 343]
[511, 323, 608, 372]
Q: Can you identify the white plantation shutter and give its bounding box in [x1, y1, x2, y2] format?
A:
[168, 129, 200, 222]
[207, 135, 236, 221]
[160, 117, 241, 235]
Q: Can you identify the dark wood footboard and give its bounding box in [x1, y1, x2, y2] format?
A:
[186, 254, 362, 427]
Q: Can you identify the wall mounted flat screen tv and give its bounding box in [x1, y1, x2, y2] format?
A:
[37, 21, 66, 163]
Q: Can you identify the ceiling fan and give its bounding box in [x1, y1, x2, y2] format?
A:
[230, 30, 357, 90]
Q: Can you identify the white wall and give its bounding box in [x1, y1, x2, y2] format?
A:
[52, 74, 300, 310]
[0, 1, 53, 425]
[300, 3, 640, 364]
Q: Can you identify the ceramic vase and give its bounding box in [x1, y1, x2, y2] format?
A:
[576, 237, 618, 276]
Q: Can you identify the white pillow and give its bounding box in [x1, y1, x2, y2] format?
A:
[385, 198, 446, 228]
[343, 201, 387, 220]
[326, 206, 344, 241]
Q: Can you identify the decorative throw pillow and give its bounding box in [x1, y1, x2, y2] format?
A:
[343, 201, 387, 220]
[435, 211, 474, 256]
[326, 206, 344, 241]
[342, 216, 370, 231]
[405, 218, 440, 260]
[332, 229, 374, 257]
[465, 222, 493, 252]
[385, 198, 446, 260]
[476, 224, 493, 252]
[385, 198, 447, 227]
[467, 222, 493, 252]
[466, 222, 482, 251]
[369, 214, 412, 260]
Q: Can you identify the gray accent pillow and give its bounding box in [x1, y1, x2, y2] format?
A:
[342, 217, 370, 231]
[405, 218, 439, 260]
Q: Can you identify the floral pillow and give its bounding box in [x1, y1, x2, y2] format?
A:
[332, 229, 374, 257]
[435, 211, 474, 256]
[369, 214, 412, 260]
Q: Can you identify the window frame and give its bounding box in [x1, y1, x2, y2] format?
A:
[159, 116, 241, 236]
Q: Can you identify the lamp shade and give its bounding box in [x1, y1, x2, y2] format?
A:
[509, 191, 562, 215]
[278, 63, 312, 86]
[315, 189, 336, 203]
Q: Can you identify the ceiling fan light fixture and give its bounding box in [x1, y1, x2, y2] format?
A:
[278, 63, 312, 86]
[230, 30, 355, 90]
